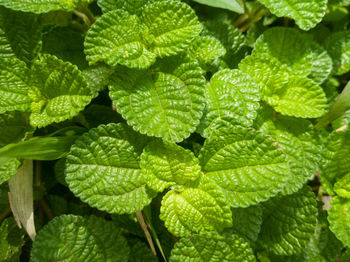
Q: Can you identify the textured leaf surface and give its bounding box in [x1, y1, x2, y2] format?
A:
[109, 57, 205, 142]
[253, 106, 321, 195]
[82, 64, 113, 96]
[253, 27, 332, 85]
[0, 7, 42, 64]
[324, 30, 350, 76]
[0, 0, 78, 14]
[140, 140, 201, 192]
[97, 0, 153, 15]
[0, 111, 28, 147]
[258, 186, 317, 255]
[85, 10, 155, 69]
[192, 0, 244, 13]
[230, 205, 263, 243]
[0, 158, 21, 184]
[320, 129, 350, 194]
[31, 215, 130, 261]
[160, 176, 232, 237]
[170, 232, 256, 262]
[65, 123, 154, 214]
[0, 58, 32, 113]
[142, 0, 202, 57]
[201, 69, 260, 137]
[0, 217, 25, 261]
[239, 55, 327, 118]
[257, 0, 327, 30]
[29, 55, 93, 127]
[334, 173, 350, 198]
[328, 197, 350, 247]
[199, 125, 291, 207]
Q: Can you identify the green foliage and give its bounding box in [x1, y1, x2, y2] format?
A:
[0, 0, 349, 261]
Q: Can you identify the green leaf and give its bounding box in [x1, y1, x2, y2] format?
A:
[129, 241, 158, 262]
[159, 175, 232, 237]
[65, 123, 155, 214]
[0, 158, 21, 185]
[0, 0, 78, 14]
[201, 69, 260, 138]
[257, 0, 327, 30]
[334, 173, 350, 198]
[192, 0, 244, 13]
[0, 58, 32, 114]
[0, 217, 25, 261]
[29, 55, 93, 127]
[328, 197, 350, 247]
[324, 30, 350, 76]
[199, 124, 291, 207]
[170, 232, 256, 262]
[109, 56, 205, 143]
[82, 64, 114, 96]
[230, 205, 263, 243]
[0, 7, 42, 64]
[239, 55, 327, 118]
[0, 111, 28, 147]
[254, 106, 322, 195]
[97, 0, 152, 15]
[140, 140, 201, 192]
[320, 129, 350, 194]
[141, 0, 202, 57]
[253, 27, 332, 85]
[188, 35, 226, 67]
[84, 9, 156, 69]
[0, 136, 78, 161]
[258, 186, 317, 256]
[54, 158, 68, 186]
[31, 215, 130, 261]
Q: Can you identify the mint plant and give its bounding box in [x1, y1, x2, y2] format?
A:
[0, 0, 350, 261]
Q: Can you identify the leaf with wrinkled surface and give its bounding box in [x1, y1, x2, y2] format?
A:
[65, 123, 155, 214]
[328, 197, 350, 247]
[0, 0, 78, 14]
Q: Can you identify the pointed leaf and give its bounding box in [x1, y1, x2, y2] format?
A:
[170, 232, 256, 262]
[65, 123, 155, 214]
[159, 176, 232, 237]
[199, 124, 291, 207]
[29, 55, 93, 127]
[31, 215, 130, 261]
[109, 57, 205, 142]
[328, 197, 350, 247]
[140, 140, 201, 192]
[258, 186, 317, 255]
[257, 0, 327, 30]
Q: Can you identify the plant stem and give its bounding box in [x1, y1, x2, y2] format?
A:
[135, 211, 157, 256]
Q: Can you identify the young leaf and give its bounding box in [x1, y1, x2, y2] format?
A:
[199, 124, 291, 207]
[141, 0, 202, 57]
[29, 55, 93, 127]
[31, 215, 130, 261]
[170, 232, 256, 262]
[109, 57, 205, 143]
[253, 27, 332, 85]
[140, 140, 201, 192]
[324, 30, 350, 76]
[192, 0, 244, 14]
[257, 0, 328, 30]
[201, 69, 260, 137]
[84, 9, 156, 69]
[258, 186, 317, 256]
[65, 123, 155, 214]
[0, 7, 42, 65]
[239, 55, 327, 118]
[328, 197, 350, 247]
[0, 217, 25, 261]
[0, 0, 78, 14]
[159, 176, 232, 237]
[320, 129, 350, 194]
[0, 58, 32, 113]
